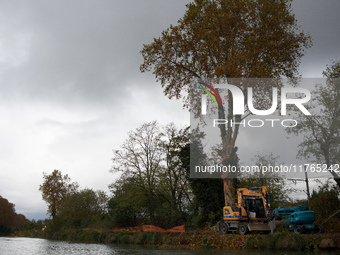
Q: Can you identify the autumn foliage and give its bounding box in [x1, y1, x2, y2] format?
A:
[140, 0, 312, 106]
[39, 170, 79, 218]
[0, 196, 28, 235]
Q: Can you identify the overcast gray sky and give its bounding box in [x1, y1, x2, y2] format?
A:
[0, 0, 339, 220]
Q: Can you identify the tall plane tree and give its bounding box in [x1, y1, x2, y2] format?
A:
[140, 0, 311, 205]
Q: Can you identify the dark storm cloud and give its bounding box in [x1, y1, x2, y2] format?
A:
[0, 0, 189, 105]
[292, 0, 340, 76]
[1, 0, 338, 107]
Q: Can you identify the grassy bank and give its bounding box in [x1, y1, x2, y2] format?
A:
[246, 231, 340, 251]
[11, 228, 340, 252]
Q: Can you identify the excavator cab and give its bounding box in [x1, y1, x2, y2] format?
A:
[244, 197, 266, 219]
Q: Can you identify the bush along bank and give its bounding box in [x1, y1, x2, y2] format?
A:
[26, 228, 340, 252]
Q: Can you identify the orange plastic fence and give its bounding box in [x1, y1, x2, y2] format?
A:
[167, 225, 186, 233]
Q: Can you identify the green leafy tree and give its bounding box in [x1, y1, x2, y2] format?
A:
[286, 61, 340, 187]
[140, 0, 311, 205]
[310, 180, 340, 233]
[158, 124, 191, 226]
[183, 129, 225, 227]
[59, 189, 108, 228]
[39, 170, 79, 218]
[108, 177, 147, 227]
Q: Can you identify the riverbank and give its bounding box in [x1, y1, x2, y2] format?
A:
[11, 228, 340, 252]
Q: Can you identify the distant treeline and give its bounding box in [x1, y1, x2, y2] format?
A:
[0, 196, 28, 235]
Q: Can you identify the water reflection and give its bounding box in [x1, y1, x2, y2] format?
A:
[0, 237, 338, 255]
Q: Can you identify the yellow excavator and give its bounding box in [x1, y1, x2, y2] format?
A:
[217, 186, 272, 234]
[217, 186, 320, 234]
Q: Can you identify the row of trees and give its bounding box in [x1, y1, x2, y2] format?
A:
[38, 122, 299, 230]
[38, 112, 338, 231]
[37, 123, 232, 229]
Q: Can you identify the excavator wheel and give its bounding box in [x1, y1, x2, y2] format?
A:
[217, 221, 229, 234]
[293, 225, 304, 234]
[238, 223, 249, 235]
[314, 225, 322, 234]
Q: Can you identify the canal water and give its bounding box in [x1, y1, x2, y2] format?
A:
[0, 237, 337, 255]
